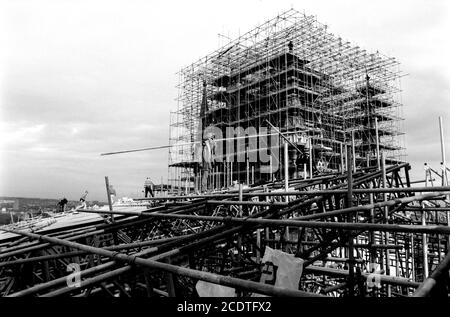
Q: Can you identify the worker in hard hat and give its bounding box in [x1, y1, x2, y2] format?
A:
[109, 184, 116, 203]
[144, 177, 155, 197]
[79, 190, 88, 209]
[424, 163, 433, 187]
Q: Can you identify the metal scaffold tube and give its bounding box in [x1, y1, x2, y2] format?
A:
[0, 228, 322, 298]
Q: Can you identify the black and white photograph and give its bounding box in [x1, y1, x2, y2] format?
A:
[0, 0, 449, 307]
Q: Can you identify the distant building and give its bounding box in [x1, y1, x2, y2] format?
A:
[0, 199, 16, 212]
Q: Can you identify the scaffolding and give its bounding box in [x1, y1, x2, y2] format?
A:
[168, 9, 405, 193]
[4, 9, 450, 300]
[1, 164, 450, 298]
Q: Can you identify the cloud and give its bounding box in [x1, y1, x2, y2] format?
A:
[0, 122, 46, 148]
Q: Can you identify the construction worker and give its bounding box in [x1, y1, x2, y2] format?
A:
[144, 177, 154, 197]
[57, 198, 68, 213]
[201, 132, 216, 193]
[79, 190, 88, 209]
[109, 185, 116, 203]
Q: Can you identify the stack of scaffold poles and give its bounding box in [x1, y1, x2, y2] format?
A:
[1, 161, 449, 297]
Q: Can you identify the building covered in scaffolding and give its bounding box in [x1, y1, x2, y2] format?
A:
[168, 9, 404, 193]
[3, 9, 450, 300]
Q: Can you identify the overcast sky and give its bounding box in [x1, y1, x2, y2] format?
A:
[0, 0, 449, 201]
